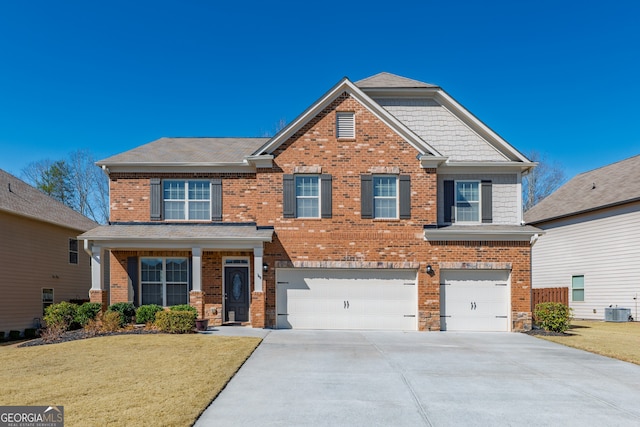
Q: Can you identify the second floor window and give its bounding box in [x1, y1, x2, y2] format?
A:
[296, 176, 320, 218]
[455, 181, 480, 222]
[69, 238, 79, 264]
[164, 180, 211, 220]
[373, 176, 397, 219]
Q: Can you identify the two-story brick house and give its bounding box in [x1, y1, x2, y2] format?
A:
[80, 72, 539, 332]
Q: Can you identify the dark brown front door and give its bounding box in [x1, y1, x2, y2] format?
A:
[224, 266, 249, 322]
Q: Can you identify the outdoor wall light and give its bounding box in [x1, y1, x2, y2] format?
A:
[263, 263, 269, 272]
[426, 265, 434, 275]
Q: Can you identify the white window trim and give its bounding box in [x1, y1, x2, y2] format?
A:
[336, 112, 355, 139]
[454, 180, 481, 223]
[163, 180, 212, 221]
[373, 175, 399, 219]
[571, 274, 585, 303]
[295, 175, 321, 218]
[139, 257, 190, 307]
[42, 288, 54, 315]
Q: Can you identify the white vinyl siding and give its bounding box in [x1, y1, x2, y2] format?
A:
[163, 180, 211, 220]
[531, 202, 640, 320]
[336, 112, 355, 138]
[373, 176, 398, 219]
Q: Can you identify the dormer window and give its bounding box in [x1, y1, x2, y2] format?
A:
[336, 112, 355, 138]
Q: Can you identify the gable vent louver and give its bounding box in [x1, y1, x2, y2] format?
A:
[336, 112, 355, 138]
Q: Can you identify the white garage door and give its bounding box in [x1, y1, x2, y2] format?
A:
[440, 270, 510, 331]
[276, 269, 417, 330]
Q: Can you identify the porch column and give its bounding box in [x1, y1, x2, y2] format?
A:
[90, 246, 103, 291]
[253, 246, 263, 292]
[88, 246, 108, 311]
[192, 248, 202, 292]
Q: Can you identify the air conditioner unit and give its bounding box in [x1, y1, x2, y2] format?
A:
[604, 307, 631, 322]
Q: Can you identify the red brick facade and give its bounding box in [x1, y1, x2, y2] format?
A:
[95, 91, 532, 332]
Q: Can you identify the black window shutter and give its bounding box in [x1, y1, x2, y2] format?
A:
[188, 258, 193, 292]
[150, 178, 162, 220]
[127, 257, 138, 306]
[361, 175, 373, 219]
[283, 174, 295, 218]
[444, 180, 454, 223]
[399, 175, 411, 219]
[320, 174, 332, 218]
[481, 180, 493, 223]
[211, 179, 222, 221]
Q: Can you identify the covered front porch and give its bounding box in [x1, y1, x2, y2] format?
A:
[79, 223, 273, 327]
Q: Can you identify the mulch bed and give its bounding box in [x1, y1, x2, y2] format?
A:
[523, 328, 573, 337]
[18, 328, 163, 348]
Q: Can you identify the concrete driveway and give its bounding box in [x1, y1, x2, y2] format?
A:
[195, 329, 640, 426]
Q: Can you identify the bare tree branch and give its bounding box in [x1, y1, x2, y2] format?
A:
[523, 150, 567, 211]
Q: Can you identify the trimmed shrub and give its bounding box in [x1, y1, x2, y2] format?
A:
[40, 324, 65, 342]
[155, 310, 196, 334]
[534, 302, 572, 333]
[136, 304, 164, 324]
[106, 302, 136, 327]
[101, 311, 122, 332]
[75, 302, 103, 327]
[24, 328, 37, 338]
[170, 304, 197, 316]
[44, 302, 79, 331]
[9, 330, 21, 340]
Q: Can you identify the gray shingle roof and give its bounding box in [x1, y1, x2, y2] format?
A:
[79, 223, 274, 242]
[525, 154, 640, 224]
[98, 137, 269, 165]
[0, 169, 98, 231]
[355, 72, 438, 89]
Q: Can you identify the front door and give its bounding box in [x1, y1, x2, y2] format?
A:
[224, 266, 249, 322]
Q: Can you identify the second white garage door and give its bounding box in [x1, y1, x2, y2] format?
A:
[276, 269, 417, 330]
[440, 270, 510, 331]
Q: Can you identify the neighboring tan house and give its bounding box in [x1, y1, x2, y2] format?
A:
[80, 72, 540, 332]
[0, 169, 97, 334]
[526, 154, 640, 321]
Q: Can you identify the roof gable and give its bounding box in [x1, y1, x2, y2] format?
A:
[0, 169, 97, 231]
[525, 154, 640, 224]
[254, 77, 442, 157]
[355, 72, 438, 89]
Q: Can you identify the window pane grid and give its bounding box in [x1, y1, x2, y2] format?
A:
[141, 258, 189, 307]
[373, 176, 397, 218]
[295, 176, 319, 218]
[163, 180, 210, 220]
[455, 181, 480, 222]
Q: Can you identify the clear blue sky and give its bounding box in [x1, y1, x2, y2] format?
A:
[1, 1, 638, 179]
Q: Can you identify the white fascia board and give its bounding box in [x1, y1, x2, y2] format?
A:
[254, 78, 442, 157]
[244, 155, 274, 168]
[84, 237, 273, 251]
[438, 161, 538, 174]
[419, 155, 449, 168]
[433, 90, 532, 163]
[424, 229, 540, 242]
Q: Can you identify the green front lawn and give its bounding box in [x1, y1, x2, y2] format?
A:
[536, 319, 640, 365]
[1, 334, 261, 426]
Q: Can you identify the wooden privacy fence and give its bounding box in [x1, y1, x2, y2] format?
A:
[532, 287, 569, 309]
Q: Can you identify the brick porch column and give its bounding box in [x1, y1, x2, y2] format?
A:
[251, 291, 265, 328]
[89, 290, 109, 312]
[190, 291, 205, 319]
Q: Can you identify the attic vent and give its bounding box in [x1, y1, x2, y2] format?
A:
[336, 112, 355, 138]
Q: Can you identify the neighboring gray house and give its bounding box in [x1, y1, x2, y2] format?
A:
[525, 155, 640, 320]
[0, 169, 97, 334]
